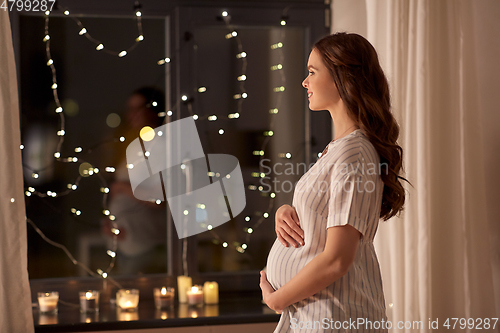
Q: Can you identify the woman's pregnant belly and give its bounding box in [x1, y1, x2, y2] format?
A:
[266, 236, 324, 291]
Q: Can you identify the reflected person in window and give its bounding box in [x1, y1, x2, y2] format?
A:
[105, 87, 167, 275]
[261, 33, 408, 332]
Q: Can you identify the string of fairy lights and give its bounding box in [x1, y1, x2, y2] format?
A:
[23, 3, 293, 281]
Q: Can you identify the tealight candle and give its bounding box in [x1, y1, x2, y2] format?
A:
[154, 287, 175, 308]
[186, 285, 204, 305]
[79, 290, 99, 313]
[177, 276, 192, 303]
[116, 289, 139, 310]
[203, 281, 219, 304]
[38, 291, 59, 314]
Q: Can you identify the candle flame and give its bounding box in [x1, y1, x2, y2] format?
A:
[191, 286, 199, 293]
[86, 291, 93, 299]
[161, 287, 167, 295]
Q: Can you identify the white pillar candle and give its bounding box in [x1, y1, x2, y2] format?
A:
[177, 276, 192, 303]
[203, 281, 219, 304]
[186, 285, 204, 305]
[38, 292, 59, 313]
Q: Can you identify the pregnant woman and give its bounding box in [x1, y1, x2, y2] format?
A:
[260, 32, 408, 332]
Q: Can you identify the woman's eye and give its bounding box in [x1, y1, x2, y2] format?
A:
[309, 71, 314, 75]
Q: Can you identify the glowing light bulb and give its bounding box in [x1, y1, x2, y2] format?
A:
[181, 95, 188, 101]
[96, 44, 104, 50]
[20, 145, 24, 150]
[242, 92, 248, 98]
[140, 126, 155, 141]
[237, 75, 246, 81]
[198, 87, 207, 93]
[263, 212, 269, 218]
[119, 136, 125, 142]
[236, 52, 247, 58]
[247, 228, 254, 234]
[105, 167, 116, 173]
[183, 210, 189, 215]
[64, 10, 69, 15]
[136, 35, 144, 42]
[118, 51, 127, 57]
[136, 11, 142, 17]
[47, 59, 53, 66]
[54, 152, 60, 158]
[242, 244, 248, 249]
[51, 83, 58, 89]
[157, 58, 171, 65]
[222, 11, 228, 17]
[74, 147, 82, 153]
[79, 28, 87, 35]
[208, 115, 217, 121]
[219, 129, 224, 135]
[228, 113, 239, 119]
[107, 250, 116, 258]
[55, 107, 63, 113]
[280, 20, 286, 26]
[57, 130, 65, 136]
[269, 108, 279, 114]
[192, 114, 198, 120]
[270, 192, 276, 198]
[167, 111, 172, 116]
[207, 225, 213, 230]
[222, 242, 228, 248]
[43, 35, 50, 42]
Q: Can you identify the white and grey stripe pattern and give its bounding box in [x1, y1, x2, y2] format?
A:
[266, 130, 388, 333]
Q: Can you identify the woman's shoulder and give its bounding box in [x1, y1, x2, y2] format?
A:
[329, 130, 379, 166]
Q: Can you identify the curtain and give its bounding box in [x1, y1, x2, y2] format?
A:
[0, 11, 35, 333]
[332, 0, 499, 331]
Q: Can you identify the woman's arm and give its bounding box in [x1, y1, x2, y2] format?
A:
[260, 224, 361, 312]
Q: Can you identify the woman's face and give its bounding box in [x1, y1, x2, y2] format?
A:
[302, 48, 341, 111]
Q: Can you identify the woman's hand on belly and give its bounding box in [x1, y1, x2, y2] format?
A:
[275, 204, 304, 248]
[260, 271, 283, 313]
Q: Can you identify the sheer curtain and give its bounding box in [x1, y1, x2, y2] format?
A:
[332, 0, 499, 330]
[0, 11, 35, 333]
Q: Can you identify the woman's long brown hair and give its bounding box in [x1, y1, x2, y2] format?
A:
[314, 32, 407, 220]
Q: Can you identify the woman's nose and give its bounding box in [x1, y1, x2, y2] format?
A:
[302, 78, 308, 88]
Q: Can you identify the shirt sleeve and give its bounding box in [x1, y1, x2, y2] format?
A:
[326, 163, 374, 237]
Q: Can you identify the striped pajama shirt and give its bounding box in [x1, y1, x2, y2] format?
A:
[266, 130, 388, 333]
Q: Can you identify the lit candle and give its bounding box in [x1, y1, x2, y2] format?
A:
[79, 290, 99, 313]
[38, 292, 59, 314]
[186, 285, 204, 305]
[203, 281, 219, 304]
[177, 276, 192, 303]
[116, 289, 139, 310]
[154, 287, 175, 308]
